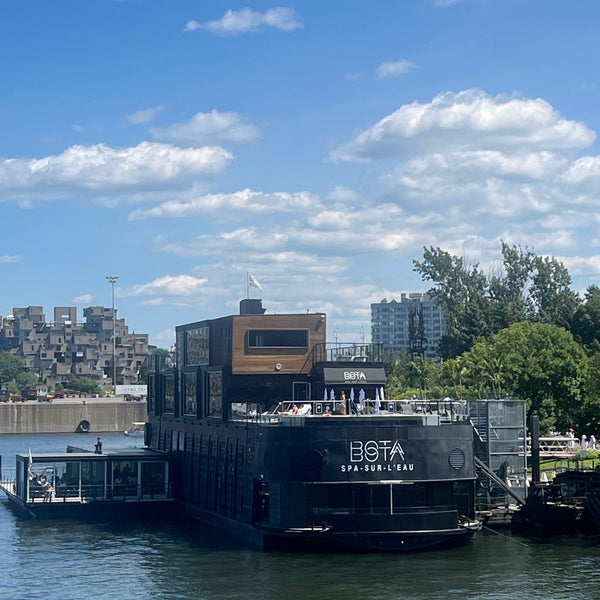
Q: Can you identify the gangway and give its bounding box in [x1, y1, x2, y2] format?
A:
[525, 436, 579, 458]
[474, 456, 526, 506]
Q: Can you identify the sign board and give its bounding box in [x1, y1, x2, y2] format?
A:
[115, 385, 148, 396]
[322, 367, 386, 385]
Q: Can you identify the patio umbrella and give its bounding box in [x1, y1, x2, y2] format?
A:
[330, 389, 335, 401]
[323, 388, 328, 401]
[359, 388, 365, 410]
[375, 388, 381, 412]
[350, 388, 355, 401]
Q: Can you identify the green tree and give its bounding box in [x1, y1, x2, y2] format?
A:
[440, 357, 467, 400]
[408, 356, 441, 399]
[413, 243, 581, 359]
[529, 254, 580, 328]
[64, 376, 102, 396]
[384, 353, 411, 399]
[580, 353, 600, 434]
[571, 285, 600, 354]
[413, 246, 491, 359]
[0, 352, 38, 394]
[462, 322, 587, 433]
[0, 352, 27, 386]
[462, 344, 505, 400]
[488, 241, 533, 328]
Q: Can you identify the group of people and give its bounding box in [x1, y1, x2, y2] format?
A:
[566, 429, 597, 450]
[580, 433, 597, 450]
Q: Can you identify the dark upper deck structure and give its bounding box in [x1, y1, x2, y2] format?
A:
[147, 298, 390, 423]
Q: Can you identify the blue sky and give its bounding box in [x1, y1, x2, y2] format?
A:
[2, 0, 600, 349]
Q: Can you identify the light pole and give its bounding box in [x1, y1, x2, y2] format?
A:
[106, 275, 119, 391]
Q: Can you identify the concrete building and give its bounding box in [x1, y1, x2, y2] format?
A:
[371, 293, 447, 360]
[0, 305, 150, 390]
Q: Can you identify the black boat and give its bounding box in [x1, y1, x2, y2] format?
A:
[145, 299, 480, 552]
[0, 446, 173, 520]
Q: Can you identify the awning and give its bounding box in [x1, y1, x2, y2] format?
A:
[323, 367, 386, 385]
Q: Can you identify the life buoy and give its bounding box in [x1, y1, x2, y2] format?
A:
[76, 419, 91, 433]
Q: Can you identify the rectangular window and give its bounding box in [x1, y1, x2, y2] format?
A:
[184, 372, 197, 416]
[247, 329, 308, 348]
[208, 371, 222, 417]
[164, 373, 175, 413]
[185, 326, 209, 366]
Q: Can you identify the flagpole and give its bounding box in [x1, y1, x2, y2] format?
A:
[246, 272, 249, 299]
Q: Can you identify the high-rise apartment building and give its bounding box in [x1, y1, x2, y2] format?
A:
[371, 293, 447, 360]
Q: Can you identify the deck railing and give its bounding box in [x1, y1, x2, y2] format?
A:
[230, 398, 468, 424]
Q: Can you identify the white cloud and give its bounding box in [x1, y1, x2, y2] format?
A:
[128, 275, 208, 297]
[0, 142, 233, 201]
[151, 110, 260, 145]
[0, 255, 20, 263]
[326, 185, 360, 203]
[72, 294, 93, 304]
[374, 60, 416, 79]
[561, 155, 600, 183]
[127, 105, 164, 125]
[189, 7, 302, 36]
[128, 189, 318, 220]
[184, 20, 201, 32]
[330, 89, 595, 162]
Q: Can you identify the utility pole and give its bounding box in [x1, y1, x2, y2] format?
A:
[106, 275, 119, 391]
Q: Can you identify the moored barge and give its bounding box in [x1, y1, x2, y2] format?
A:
[0, 446, 173, 520]
[145, 298, 480, 551]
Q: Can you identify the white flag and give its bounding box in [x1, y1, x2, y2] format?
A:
[248, 273, 263, 291]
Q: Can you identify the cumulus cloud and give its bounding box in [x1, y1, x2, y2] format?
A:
[151, 110, 260, 145]
[329, 89, 595, 162]
[374, 59, 416, 79]
[128, 274, 208, 297]
[128, 188, 318, 220]
[561, 155, 600, 183]
[127, 105, 164, 125]
[0, 142, 233, 201]
[186, 7, 302, 36]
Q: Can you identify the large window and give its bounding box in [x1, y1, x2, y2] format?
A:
[184, 372, 197, 416]
[208, 371, 223, 417]
[164, 373, 175, 413]
[247, 329, 308, 348]
[185, 326, 210, 366]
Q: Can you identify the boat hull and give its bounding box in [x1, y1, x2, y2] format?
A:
[1, 486, 174, 521]
[176, 498, 476, 552]
[152, 415, 479, 553]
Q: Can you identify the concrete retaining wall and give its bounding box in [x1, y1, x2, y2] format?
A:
[0, 399, 147, 434]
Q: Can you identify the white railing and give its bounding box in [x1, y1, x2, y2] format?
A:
[525, 436, 580, 456]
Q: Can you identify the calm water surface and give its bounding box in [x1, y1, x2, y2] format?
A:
[1, 433, 599, 599]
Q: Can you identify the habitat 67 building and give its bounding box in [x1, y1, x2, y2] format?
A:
[371, 293, 447, 361]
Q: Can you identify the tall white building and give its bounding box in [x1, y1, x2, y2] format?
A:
[371, 293, 447, 360]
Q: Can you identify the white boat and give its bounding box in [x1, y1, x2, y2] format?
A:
[124, 422, 145, 437]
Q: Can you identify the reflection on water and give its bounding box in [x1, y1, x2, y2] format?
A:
[1, 435, 600, 599]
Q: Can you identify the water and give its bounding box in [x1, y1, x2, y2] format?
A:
[1, 434, 599, 599]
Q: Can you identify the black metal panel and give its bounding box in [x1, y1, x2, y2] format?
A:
[322, 367, 386, 385]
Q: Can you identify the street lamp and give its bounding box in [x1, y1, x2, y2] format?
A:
[106, 275, 119, 391]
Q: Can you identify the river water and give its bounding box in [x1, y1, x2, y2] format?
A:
[1, 434, 599, 599]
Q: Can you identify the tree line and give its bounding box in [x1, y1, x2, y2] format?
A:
[386, 242, 600, 435]
[0, 353, 102, 399]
